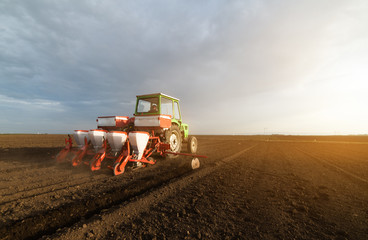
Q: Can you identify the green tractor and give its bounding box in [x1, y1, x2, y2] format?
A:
[56, 92, 203, 173]
[133, 93, 197, 156]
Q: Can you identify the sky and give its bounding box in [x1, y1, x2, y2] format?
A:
[1, 0, 368, 135]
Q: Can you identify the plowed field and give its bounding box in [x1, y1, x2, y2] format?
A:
[1, 135, 368, 239]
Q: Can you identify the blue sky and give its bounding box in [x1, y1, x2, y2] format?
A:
[1, 0, 368, 134]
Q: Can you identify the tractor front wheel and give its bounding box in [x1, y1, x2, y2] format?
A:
[187, 136, 198, 154]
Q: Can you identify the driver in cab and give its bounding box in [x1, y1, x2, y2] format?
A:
[149, 103, 158, 113]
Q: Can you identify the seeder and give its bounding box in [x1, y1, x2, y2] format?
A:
[56, 93, 206, 175]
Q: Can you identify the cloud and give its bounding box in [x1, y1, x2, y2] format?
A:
[1, 0, 367, 134]
[0, 94, 64, 111]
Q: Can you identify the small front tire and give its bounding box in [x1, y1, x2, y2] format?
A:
[187, 136, 198, 154]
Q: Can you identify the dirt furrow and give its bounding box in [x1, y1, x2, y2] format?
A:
[0, 162, 193, 239]
[296, 143, 368, 180]
[0, 139, 246, 224]
[1, 136, 368, 239]
[0, 173, 107, 203]
[296, 147, 368, 186]
[0, 140, 254, 240]
[282, 143, 368, 239]
[41, 144, 258, 239]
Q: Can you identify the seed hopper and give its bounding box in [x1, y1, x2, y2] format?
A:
[56, 93, 206, 175]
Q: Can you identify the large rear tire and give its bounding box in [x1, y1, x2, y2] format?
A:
[165, 125, 182, 158]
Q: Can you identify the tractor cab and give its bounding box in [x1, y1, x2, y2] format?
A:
[134, 93, 189, 154]
[135, 93, 181, 119]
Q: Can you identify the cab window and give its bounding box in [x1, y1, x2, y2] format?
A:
[137, 97, 159, 113]
[161, 97, 173, 117]
[174, 101, 181, 119]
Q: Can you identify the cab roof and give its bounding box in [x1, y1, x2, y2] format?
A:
[136, 93, 180, 101]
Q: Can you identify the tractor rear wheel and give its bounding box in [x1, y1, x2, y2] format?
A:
[187, 136, 198, 154]
[165, 125, 182, 158]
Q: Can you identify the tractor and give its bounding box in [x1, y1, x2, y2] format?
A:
[133, 93, 197, 155]
[56, 93, 204, 175]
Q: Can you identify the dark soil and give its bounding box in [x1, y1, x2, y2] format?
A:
[0, 135, 368, 239]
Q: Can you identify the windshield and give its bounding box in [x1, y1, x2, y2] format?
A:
[136, 97, 159, 113]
